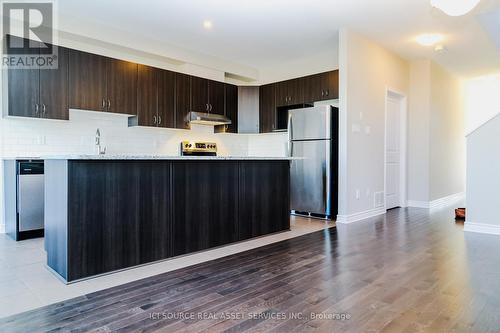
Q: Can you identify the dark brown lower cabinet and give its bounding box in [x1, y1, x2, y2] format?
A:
[172, 161, 239, 255]
[45, 159, 289, 282]
[239, 161, 290, 239]
[66, 161, 172, 281]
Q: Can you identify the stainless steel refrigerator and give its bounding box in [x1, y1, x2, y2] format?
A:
[288, 105, 339, 219]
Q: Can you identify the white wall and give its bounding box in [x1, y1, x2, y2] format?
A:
[237, 86, 260, 134]
[464, 74, 500, 235]
[429, 62, 465, 201]
[408, 60, 431, 203]
[407, 60, 465, 206]
[464, 75, 500, 135]
[338, 29, 409, 220]
[465, 114, 500, 234]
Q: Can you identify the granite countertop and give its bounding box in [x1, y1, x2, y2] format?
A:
[39, 155, 296, 160]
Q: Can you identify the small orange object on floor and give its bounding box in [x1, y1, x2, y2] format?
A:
[455, 208, 466, 220]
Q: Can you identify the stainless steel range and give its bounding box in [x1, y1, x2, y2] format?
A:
[180, 141, 217, 156]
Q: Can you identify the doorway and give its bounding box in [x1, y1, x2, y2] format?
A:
[385, 90, 407, 210]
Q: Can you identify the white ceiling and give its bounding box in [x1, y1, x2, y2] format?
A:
[56, 0, 500, 81]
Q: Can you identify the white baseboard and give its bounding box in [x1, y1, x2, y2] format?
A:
[407, 192, 464, 209]
[406, 200, 429, 208]
[0, 223, 5, 234]
[464, 221, 500, 236]
[336, 207, 386, 224]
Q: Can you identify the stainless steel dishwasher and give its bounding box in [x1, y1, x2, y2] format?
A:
[17, 161, 44, 235]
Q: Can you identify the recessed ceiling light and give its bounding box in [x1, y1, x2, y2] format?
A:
[430, 0, 481, 16]
[415, 33, 444, 46]
[203, 20, 213, 29]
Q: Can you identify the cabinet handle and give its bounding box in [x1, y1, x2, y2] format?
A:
[326, 90, 329, 96]
[158, 115, 161, 125]
[34, 104, 39, 116]
[101, 98, 106, 109]
[153, 115, 157, 124]
[42, 104, 46, 116]
[321, 90, 324, 97]
[209, 104, 213, 112]
[107, 99, 111, 110]
[206, 103, 209, 111]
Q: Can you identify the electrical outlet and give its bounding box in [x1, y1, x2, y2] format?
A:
[355, 189, 360, 200]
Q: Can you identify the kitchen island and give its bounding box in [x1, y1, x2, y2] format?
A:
[44, 156, 291, 282]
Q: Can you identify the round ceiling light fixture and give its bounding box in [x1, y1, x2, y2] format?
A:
[430, 0, 481, 16]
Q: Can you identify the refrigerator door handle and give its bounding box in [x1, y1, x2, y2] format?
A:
[288, 112, 293, 141]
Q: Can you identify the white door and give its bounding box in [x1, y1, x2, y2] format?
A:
[386, 95, 402, 209]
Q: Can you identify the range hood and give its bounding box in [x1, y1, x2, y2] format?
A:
[186, 111, 232, 126]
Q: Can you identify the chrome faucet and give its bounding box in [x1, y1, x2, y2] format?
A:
[95, 128, 106, 155]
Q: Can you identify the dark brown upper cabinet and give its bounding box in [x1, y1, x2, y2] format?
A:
[137, 64, 158, 127]
[324, 70, 339, 100]
[39, 45, 70, 120]
[137, 65, 175, 128]
[224, 84, 238, 133]
[275, 78, 304, 107]
[69, 50, 137, 115]
[259, 70, 339, 132]
[216, 83, 238, 133]
[209, 80, 225, 115]
[175, 73, 191, 129]
[8, 36, 69, 120]
[69, 50, 106, 111]
[304, 70, 339, 103]
[106, 59, 137, 115]
[157, 69, 176, 128]
[259, 84, 276, 133]
[191, 77, 225, 115]
[191, 76, 208, 113]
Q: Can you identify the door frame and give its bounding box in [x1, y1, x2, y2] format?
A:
[384, 87, 407, 210]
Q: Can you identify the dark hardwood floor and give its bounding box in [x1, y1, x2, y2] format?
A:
[2, 207, 500, 332]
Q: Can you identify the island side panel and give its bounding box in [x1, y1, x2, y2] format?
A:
[67, 160, 172, 281]
[238, 160, 291, 240]
[3, 160, 17, 240]
[45, 159, 69, 281]
[172, 160, 239, 256]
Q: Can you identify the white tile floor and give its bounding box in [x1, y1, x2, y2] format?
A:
[0, 215, 332, 318]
